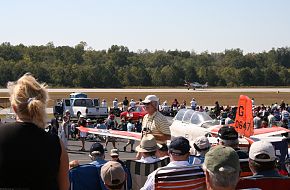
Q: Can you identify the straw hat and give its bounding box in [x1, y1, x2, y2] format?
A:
[136, 134, 162, 152]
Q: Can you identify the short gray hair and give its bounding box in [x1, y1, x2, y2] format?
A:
[219, 138, 239, 148]
[203, 165, 239, 189]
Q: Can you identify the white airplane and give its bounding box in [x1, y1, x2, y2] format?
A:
[184, 80, 208, 90]
[78, 95, 290, 145]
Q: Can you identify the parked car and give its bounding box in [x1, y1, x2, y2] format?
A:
[120, 105, 147, 121]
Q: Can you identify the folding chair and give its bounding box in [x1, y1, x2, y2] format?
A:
[154, 165, 206, 190]
[69, 164, 106, 190]
[239, 158, 252, 177]
[125, 157, 170, 190]
[236, 177, 290, 190]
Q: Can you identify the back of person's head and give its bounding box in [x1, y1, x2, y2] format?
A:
[249, 141, 276, 173]
[218, 126, 239, 148]
[203, 145, 240, 189]
[169, 136, 191, 160]
[8, 73, 48, 128]
[136, 134, 161, 157]
[101, 161, 126, 190]
[89, 142, 105, 160]
[193, 136, 210, 157]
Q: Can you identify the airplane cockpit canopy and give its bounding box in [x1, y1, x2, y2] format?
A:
[174, 109, 219, 128]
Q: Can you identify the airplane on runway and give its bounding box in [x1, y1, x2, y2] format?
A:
[184, 80, 208, 90]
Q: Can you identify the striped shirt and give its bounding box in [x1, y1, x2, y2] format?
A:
[142, 111, 171, 144]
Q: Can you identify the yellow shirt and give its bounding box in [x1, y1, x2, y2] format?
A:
[142, 111, 171, 144]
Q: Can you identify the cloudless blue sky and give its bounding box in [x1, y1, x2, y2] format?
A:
[1, 0, 289, 53]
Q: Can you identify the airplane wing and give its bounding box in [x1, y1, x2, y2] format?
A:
[251, 127, 290, 138]
[77, 126, 142, 141]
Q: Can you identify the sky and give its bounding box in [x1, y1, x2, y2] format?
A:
[1, 0, 290, 53]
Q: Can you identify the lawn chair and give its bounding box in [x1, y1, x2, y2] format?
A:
[236, 177, 290, 190]
[125, 157, 170, 190]
[154, 165, 206, 190]
[69, 164, 106, 190]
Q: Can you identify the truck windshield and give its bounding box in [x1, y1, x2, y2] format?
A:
[73, 99, 94, 107]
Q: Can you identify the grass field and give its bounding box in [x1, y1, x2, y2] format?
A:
[1, 90, 289, 108]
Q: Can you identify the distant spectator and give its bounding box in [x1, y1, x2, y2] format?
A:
[122, 97, 129, 111]
[203, 145, 240, 190]
[253, 113, 262, 129]
[101, 99, 107, 107]
[268, 111, 275, 127]
[129, 98, 136, 108]
[190, 98, 197, 110]
[78, 115, 87, 151]
[123, 119, 135, 152]
[101, 161, 126, 190]
[225, 113, 234, 125]
[113, 98, 118, 109]
[50, 113, 59, 136]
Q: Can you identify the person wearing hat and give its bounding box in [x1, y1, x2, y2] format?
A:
[136, 134, 162, 163]
[247, 141, 286, 178]
[141, 136, 194, 190]
[202, 145, 240, 190]
[78, 115, 87, 151]
[190, 136, 211, 164]
[129, 98, 136, 108]
[101, 161, 126, 190]
[218, 126, 248, 159]
[141, 95, 171, 144]
[89, 142, 107, 167]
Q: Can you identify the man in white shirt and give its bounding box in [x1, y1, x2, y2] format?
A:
[112, 98, 118, 109]
[141, 136, 193, 190]
[129, 99, 136, 108]
[190, 98, 197, 110]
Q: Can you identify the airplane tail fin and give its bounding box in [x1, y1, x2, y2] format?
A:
[232, 95, 254, 137]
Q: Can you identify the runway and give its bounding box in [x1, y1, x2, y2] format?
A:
[1, 87, 290, 93]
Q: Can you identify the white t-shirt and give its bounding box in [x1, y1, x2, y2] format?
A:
[190, 100, 197, 107]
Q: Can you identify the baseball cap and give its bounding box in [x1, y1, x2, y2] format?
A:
[110, 149, 119, 156]
[135, 134, 162, 153]
[218, 126, 238, 140]
[101, 161, 126, 188]
[89, 142, 104, 155]
[249, 141, 276, 162]
[79, 115, 84, 118]
[204, 145, 240, 174]
[169, 136, 191, 155]
[142, 95, 159, 104]
[194, 136, 210, 152]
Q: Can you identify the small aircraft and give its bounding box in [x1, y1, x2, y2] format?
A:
[77, 95, 290, 144]
[184, 80, 208, 90]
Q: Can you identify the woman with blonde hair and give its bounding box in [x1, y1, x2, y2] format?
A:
[0, 73, 69, 190]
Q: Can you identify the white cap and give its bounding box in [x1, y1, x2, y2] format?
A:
[249, 141, 276, 162]
[194, 136, 210, 150]
[65, 109, 70, 113]
[87, 118, 91, 122]
[79, 115, 84, 118]
[142, 95, 159, 104]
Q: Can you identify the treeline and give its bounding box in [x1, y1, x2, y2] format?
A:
[0, 42, 290, 88]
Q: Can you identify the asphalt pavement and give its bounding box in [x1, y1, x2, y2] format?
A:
[67, 138, 138, 165]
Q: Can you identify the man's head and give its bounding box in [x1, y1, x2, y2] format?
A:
[89, 142, 105, 161]
[203, 145, 240, 190]
[101, 161, 126, 190]
[218, 126, 239, 148]
[142, 95, 159, 114]
[169, 136, 191, 161]
[249, 141, 276, 174]
[136, 134, 161, 157]
[156, 143, 169, 158]
[110, 148, 119, 161]
[193, 136, 210, 156]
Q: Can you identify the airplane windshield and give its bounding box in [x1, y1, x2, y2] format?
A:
[174, 109, 214, 126]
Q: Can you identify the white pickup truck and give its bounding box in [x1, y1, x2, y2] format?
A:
[53, 93, 108, 119]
